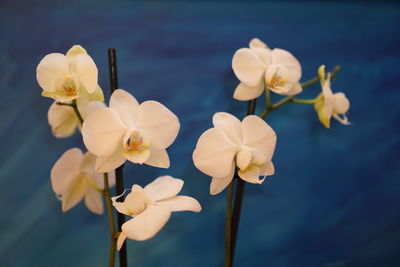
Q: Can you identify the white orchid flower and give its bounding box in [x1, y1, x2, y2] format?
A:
[82, 89, 180, 173]
[232, 38, 302, 100]
[314, 65, 351, 128]
[50, 148, 115, 214]
[112, 176, 201, 246]
[48, 99, 105, 138]
[192, 112, 277, 195]
[36, 45, 104, 102]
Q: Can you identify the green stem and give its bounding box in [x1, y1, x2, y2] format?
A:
[56, 100, 84, 124]
[260, 96, 292, 119]
[71, 99, 84, 124]
[301, 65, 341, 88]
[103, 173, 117, 267]
[224, 180, 234, 267]
[265, 88, 272, 108]
[56, 102, 74, 107]
[290, 98, 318, 104]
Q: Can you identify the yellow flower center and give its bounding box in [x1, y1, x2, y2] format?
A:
[268, 73, 291, 91]
[124, 133, 146, 153]
[62, 76, 78, 96]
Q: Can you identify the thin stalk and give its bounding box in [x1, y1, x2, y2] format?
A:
[108, 48, 127, 267]
[103, 173, 117, 267]
[230, 176, 245, 263]
[56, 102, 74, 107]
[290, 98, 318, 104]
[265, 88, 272, 108]
[224, 180, 235, 267]
[230, 99, 256, 264]
[71, 99, 83, 124]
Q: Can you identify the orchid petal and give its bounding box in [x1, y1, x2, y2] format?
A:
[66, 45, 87, 72]
[232, 48, 266, 87]
[136, 101, 180, 150]
[242, 115, 276, 161]
[95, 147, 126, 173]
[249, 38, 269, 50]
[110, 89, 140, 127]
[332, 113, 351, 125]
[80, 151, 97, 175]
[84, 186, 103, 214]
[259, 161, 275, 177]
[122, 205, 171, 241]
[111, 191, 131, 216]
[144, 176, 184, 202]
[61, 176, 87, 212]
[82, 107, 126, 157]
[210, 164, 235, 195]
[157, 196, 201, 212]
[80, 101, 106, 120]
[76, 53, 98, 94]
[51, 148, 83, 197]
[79, 84, 104, 102]
[236, 149, 252, 171]
[271, 48, 302, 82]
[47, 102, 79, 138]
[124, 185, 148, 215]
[238, 165, 264, 184]
[265, 64, 293, 95]
[314, 98, 331, 129]
[107, 172, 116, 188]
[117, 232, 127, 251]
[287, 82, 303, 96]
[37, 53, 69, 92]
[212, 112, 243, 145]
[333, 92, 350, 114]
[251, 148, 266, 165]
[233, 82, 264, 101]
[249, 39, 272, 65]
[123, 148, 151, 165]
[322, 76, 334, 118]
[144, 148, 170, 168]
[193, 128, 237, 178]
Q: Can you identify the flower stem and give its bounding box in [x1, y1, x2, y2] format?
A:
[290, 98, 318, 104]
[108, 48, 127, 267]
[57, 100, 84, 124]
[265, 88, 272, 108]
[224, 180, 234, 267]
[229, 99, 257, 265]
[260, 95, 292, 119]
[71, 99, 84, 124]
[231, 176, 245, 264]
[103, 173, 117, 267]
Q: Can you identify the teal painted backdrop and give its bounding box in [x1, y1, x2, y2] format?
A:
[1, 1, 400, 266]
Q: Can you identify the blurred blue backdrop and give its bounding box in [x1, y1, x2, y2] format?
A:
[1, 1, 399, 266]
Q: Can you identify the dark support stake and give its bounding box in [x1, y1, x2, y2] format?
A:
[231, 99, 257, 264]
[108, 48, 127, 267]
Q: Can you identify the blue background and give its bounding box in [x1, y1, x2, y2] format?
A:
[1, 1, 399, 266]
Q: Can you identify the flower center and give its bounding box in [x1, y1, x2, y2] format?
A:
[124, 132, 146, 153]
[62, 76, 78, 96]
[268, 73, 291, 91]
